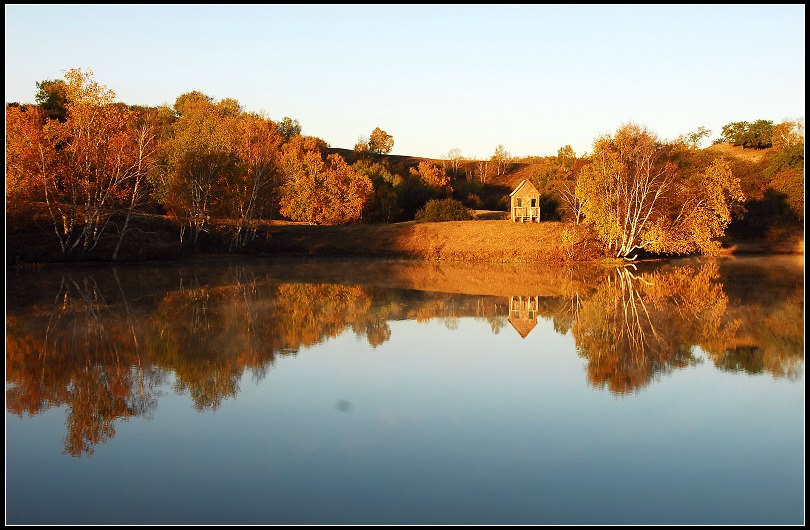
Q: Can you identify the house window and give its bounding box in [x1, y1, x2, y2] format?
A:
[515, 198, 522, 207]
[531, 198, 537, 208]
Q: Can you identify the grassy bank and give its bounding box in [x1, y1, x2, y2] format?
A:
[7, 210, 802, 266]
[6, 210, 604, 265]
[263, 219, 604, 263]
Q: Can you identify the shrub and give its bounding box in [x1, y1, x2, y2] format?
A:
[464, 193, 482, 209]
[414, 198, 473, 223]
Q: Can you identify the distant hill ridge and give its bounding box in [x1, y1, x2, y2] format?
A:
[329, 143, 776, 192]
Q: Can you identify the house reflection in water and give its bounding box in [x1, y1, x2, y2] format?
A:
[509, 295, 540, 338]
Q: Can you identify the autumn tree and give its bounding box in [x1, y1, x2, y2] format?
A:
[12, 68, 158, 257]
[675, 126, 711, 149]
[576, 123, 744, 259]
[5, 104, 49, 218]
[410, 160, 450, 190]
[276, 116, 302, 141]
[228, 112, 284, 249]
[353, 160, 403, 222]
[151, 91, 241, 244]
[476, 158, 490, 184]
[443, 148, 465, 178]
[278, 137, 373, 224]
[558, 180, 585, 224]
[113, 109, 160, 260]
[368, 186, 403, 222]
[771, 118, 804, 151]
[490, 144, 511, 176]
[354, 135, 370, 154]
[368, 127, 394, 154]
[556, 145, 576, 173]
[643, 157, 744, 255]
[763, 118, 805, 222]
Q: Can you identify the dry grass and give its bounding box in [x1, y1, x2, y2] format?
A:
[704, 142, 775, 163]
[264, 219, 603, 264]
[5, 204, 603, 264]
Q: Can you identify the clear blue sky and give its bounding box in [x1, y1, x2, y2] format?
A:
[5, 5, 805, 160]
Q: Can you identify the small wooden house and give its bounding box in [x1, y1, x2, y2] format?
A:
[508, 295, 540, 339]
[509, 179, 540, 222]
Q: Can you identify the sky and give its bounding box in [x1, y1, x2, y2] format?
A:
[4, 5, 805, 160]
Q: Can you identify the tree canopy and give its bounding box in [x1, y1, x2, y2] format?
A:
[576, 123, 744, 258]
[368, 127, 394, 155]
[720, 120, 774, 149]
[35, 78, 69, 122]
[278, 136, 373, 224]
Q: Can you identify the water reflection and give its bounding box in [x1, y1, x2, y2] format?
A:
[6, 257, 804, 456]
[509, 296, 541, 338]
[571, 264, 739, 394]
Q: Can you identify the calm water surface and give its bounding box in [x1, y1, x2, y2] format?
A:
[5, 255, 804, 524]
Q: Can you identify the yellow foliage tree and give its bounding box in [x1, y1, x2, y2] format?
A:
[368, 127, 394, 154]
[644, 158, 744, 255]
[279, 141, 373, 225]
[409, 160, 450, 190]
[576, 123, 744, 258]
[153, 91, 241, 243]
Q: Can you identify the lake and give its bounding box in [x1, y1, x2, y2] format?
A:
[5, 255, 805, 524]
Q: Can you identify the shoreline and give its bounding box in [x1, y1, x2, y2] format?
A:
[7, 218, 804, 268]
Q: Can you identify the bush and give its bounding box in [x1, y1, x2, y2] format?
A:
[414, 198, 473, 223]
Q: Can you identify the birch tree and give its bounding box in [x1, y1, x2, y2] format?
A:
[113, 113, 159, 260]
[491, 144, 511, 176]
[444, 148, 464, 178]
[576, 123, 744, 259]
[14, 68, 157, 257]
[153, 91, 240, 244]
[228, 112, 283, 250]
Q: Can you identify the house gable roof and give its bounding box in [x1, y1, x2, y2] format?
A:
[509, 179, 539, 197]
[509, 315, 538, 339]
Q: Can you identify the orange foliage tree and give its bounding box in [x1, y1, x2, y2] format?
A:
[228, 112, 284, 249]
[278, 137, 373, 224]
[6, 68, 157, 257]
[368, 126, 394, 155]
[409, 160, 450, 190]
[5, 104, 49, 218]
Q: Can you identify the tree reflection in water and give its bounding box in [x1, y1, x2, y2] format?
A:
[571, 264, 740, 394]
[6, 272, 165, 456]
[5, 259, 803, 455]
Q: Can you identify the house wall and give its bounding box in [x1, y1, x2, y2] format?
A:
[510, 186, 541, 222]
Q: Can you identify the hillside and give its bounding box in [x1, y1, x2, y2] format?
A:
[263, 220, 602, 264]
[327, 146, 550, 193]
[8, 143, 802, 266]
[704, 142, 776, 163]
